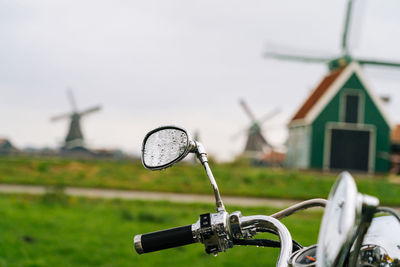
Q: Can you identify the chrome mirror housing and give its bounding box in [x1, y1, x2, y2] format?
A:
[142, 126, 194, 170]
[316, 172, 379, 267]
[316, 172, 359, 267]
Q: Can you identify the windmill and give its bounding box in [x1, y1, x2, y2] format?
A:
[264, 0, 400, 71]
[234, 98, 280, 157]
[265, 0, 400, 172]
[51, 89, 101, 150]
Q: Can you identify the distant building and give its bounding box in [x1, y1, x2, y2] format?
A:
[91, 148, 125, 159]
[286, 62, 391, 173]
[391, 125, 400, 174]
[259, 150, 286, 167]
[391, 125, 400, 146]
[0, 138, 18, 154]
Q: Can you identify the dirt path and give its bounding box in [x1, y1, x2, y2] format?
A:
[1, 184, 399, 214]
[0, 183, 301, 208]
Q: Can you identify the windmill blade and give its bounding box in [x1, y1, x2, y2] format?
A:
[262, 123, 286, 130]
[79, 105, 101, 116]
[357, 59, 400, 69]
[50, 113, 72, 122]
[239, 99, 257, 122]
[230, 126, 250, 140]
[341, 0, 354, 55]
[263, 51, 331, 64]
[67, 89, 78, 111]
[258, 107, 281, 125]
[265, 42, 336, 58]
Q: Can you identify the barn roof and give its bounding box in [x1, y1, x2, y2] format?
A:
[0, 138, 9, 146]
[289, 62, 392, 128]
[290, 68, 345, 122]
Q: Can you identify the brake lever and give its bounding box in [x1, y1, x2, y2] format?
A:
[233, 238, 302, 252]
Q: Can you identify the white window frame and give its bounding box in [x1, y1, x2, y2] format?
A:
[339, 89, 365, 124]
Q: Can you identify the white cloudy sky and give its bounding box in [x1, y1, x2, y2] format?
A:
[1, 0, 400, 160]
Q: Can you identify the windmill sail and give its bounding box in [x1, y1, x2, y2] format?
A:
[67, 89, 78, 112]
[264, 0, 400, 71]
[263, 51, 331, 64]
[50, 112, 72, 122]
[358, 59, 400, 68]
[80, 106, 101, 116]
[341, 0, 354, 55]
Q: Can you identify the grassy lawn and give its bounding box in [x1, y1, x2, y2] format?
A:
[0, 156, 399, 205]
[0, 193, 322, 266]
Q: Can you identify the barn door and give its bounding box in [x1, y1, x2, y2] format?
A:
[329, 129, 371, 171]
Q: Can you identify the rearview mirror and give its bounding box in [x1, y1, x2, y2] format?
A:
[316, 172, 359, 266]
[142, 126, 193, 170]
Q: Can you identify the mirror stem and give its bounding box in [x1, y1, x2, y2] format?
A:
[204, 162, 226, 212]
[195, 142, 226, 212]
[348, 195, 379, 266]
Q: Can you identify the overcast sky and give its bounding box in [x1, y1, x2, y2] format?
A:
[1, 0, 400, 160]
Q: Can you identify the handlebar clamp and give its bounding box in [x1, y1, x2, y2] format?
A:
[193, 211, 233, 255]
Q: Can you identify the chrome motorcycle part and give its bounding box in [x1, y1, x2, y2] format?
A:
[361, 216, 400, 265]
[317, 172, 360, 267]
[271, 198, 327, 220]
[229, 211, 243, 239]
[288, 245, 317, 267]
[141, 126, 194, 170]
[238, 215, 293, 267]
[348, 194, 379, 266]
[195, 141, 226, 212]
[376, 207, 400, 223]
[316, 172, 379, 267]
[191, 211, 294, 266]
[192, 211, 232, 255]
[134, 234, 143, 254]
[357, 244, 390, 267]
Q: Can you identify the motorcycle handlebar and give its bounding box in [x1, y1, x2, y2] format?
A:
[134, 225, 195, 254]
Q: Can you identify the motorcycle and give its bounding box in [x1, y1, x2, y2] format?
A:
[133, 125, 400, 266]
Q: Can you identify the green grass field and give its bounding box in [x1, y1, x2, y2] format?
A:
[0, 193, 322, 266]
[0, 157, 399, 205]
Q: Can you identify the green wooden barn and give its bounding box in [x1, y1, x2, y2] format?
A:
[286, 62, 392, 173]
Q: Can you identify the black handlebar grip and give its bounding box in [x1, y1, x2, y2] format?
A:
[134, 225, 195, 254]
